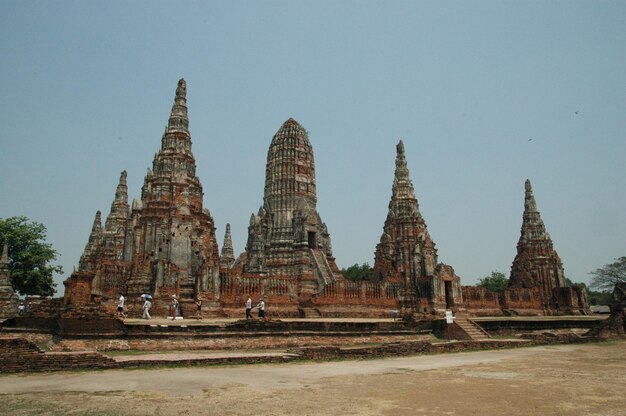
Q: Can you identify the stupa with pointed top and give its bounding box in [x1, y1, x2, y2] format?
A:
[373, 140, 462, 312]
[220, 224, 235, 270]
[509, 179, 567, 302]
[64, 79, 221, 308]
[235, 118, 340, 299]
[0, 244, 20, 318]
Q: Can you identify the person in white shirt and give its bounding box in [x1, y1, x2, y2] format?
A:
[257, 299, 265, 319]
[245, 296, 252, 319]
[142, 298, 152, 320]
[117, 295, 126, 319]
[170, 295, 179, 320]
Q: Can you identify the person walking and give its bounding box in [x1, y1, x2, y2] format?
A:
[245, 296, 252, 319]
[142, 297, 152, 320]
[257, 298, 265, 319]
[117, 294, 126, 319]
[195, 295, 203, 319]
[170, 295, 179, 320]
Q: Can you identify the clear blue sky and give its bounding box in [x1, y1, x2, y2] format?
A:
[1, 1, 624, 295]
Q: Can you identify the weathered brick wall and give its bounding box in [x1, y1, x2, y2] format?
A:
[63, 272, 94, 305]
[0, 337, 118, 373]
[462, 286, 502, 315]
[432, 321, 473, 341]
[218, 275, 400, 317]
[463, 286, 590, 317]
[290, 339, 533, 360]
[0, 329, 605, 373]
[313, 280, 399, 307]
[220, 276, 297, 307]
[22, 296, 63, 319]
[552, 286, 590, 315]
[315, 305, 399, 318]
[0, 294, 19, 319]
[501, 287, 544, 313]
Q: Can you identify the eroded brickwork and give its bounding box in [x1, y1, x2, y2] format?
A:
[59, 80, 588, 320]
[0, 245, 19, 318]
[372, 141, 463, 314]
[230, 119, 341, 302]
[509, 180, 589, 314]
[64, 79, 220, 309]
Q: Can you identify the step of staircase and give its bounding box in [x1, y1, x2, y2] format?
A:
[299, 307, 322, 318]
[454, 317, 490, 340]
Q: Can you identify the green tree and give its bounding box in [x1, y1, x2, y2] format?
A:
[477, 271, 508, 293]
[589, 257, 626, 292]
[341, 263, 372, 281]
[562, 280, 611, 306]
[0, 216, 61, 296]
[586, 289, 612, 306]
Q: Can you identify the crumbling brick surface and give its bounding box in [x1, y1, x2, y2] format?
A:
[0, 337, 118, 373]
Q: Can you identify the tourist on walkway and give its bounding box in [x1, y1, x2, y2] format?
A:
[170, 295, 179, 320]
[142, 297, 152, 319]
[17, 302, 24, 316]
[245, 296, 252, 319]
[117, 294, 126, 319]
[195, 295, 203, 319]
[257, 298, 265, 319]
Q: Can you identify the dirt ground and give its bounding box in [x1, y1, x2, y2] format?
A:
[1, 340, 624, 416]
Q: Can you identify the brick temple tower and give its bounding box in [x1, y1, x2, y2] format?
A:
[65, 79, 221, 307]
[0, 244, 19, 318]
[64, 173, 132, 304]
[219, 224, 235, 270]
[125, 79, 220, 301]
[77, 211, 102, 274]
[509, 179, 567, 305]
[240, 118, 340, 299]
[372, 140, 462, 313]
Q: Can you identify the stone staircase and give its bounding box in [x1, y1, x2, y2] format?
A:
[310, 249, 334, 285]
[178, 279, 196, 301]
[299, 307, 322, 318]
[454, 316, 490, 340]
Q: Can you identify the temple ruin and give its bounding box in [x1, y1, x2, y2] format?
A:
[461, 179, 589, 315]
[60, 79, 588, 319]
[242, 118, 340, 291]
[0, 245, 19, 318]
[64, 79, 221, 316]
[372, 140, 463, 314]
[508, 179, 588, 313]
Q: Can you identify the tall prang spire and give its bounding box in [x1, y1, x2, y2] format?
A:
[524, 179, 538, 212]
[242, 117, 339, 290]
[518, 179, 548, 244]
[66, 78, 221, 305]
[105, 171, 129, 232]
[150, 78, 196, 179]
[388, 140, 420, 219]
[167, 78, 189, 133]
[220, 224, 235, 269]
[0, 244, 9, 285]
[79, 211, 102, 272]
[373, 140, 457, 313]
[264, 118, 317, 211]
[0, 242, 19, 315]
[510, 179, 566, 291]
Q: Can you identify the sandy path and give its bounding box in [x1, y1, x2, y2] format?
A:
[1, 341, 624, 416]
